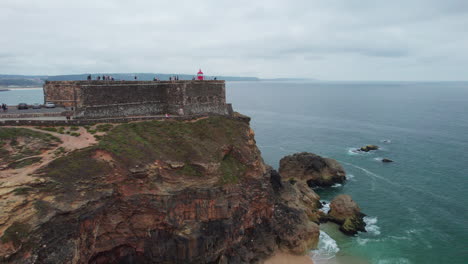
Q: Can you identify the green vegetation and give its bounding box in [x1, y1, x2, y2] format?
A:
[53, 147, 66, 156]
[34, 117, 250, 197]
[70, 126, 79, 131]
[96, 124, 113, 132]
[220, 155, 246, 184]
[8, 157, 42, 169]
[0, 222, 31, 247]
[0, 128, 60, 166]
[35, 126, 58, 133]
[178, 164, 203, 177]
[0, 127, 59, 143]
[70, 132, 80, 137]
[13, 187, 34, 195]
[98, 116, 246, 167]
[40, 148, 111, 194]
[34, 200, 52, 217]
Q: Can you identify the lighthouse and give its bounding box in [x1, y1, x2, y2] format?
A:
[197, 69, 204, 80]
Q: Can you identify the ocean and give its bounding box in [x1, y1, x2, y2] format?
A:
[2, 81, 467, 264]
[227, 81, 468, 264]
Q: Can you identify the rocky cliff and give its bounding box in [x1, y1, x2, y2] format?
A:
[0, 116, 324, 264]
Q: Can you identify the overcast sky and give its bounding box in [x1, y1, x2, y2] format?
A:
[1, 0, 468, 80]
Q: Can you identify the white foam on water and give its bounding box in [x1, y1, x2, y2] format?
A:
[364, 216, 381, 236]
[347, 147, 363, 155]
[339, 160, 454, 203]
[310, 231, 340, 262]
[356, 237, 370, 245]
[380, 139, 392, 144]
[319, 200, 330, 213]
[377, 258, 412, 264]
[331, 183, 342, 188]
[373, 157, 383, 162]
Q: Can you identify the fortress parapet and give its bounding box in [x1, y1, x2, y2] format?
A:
[43, 80, 232, 119]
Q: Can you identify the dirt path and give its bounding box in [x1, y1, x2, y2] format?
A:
[0, 126, 98, 191]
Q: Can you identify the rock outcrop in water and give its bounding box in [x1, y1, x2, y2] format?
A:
[279, 152, 346, 187]
[325, 195, 366, 235]
[359, 145, 379, 152]
[0, 116, 324, 264]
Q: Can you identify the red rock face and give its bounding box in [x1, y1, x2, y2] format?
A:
[73, 179, 274, 264]
[0, 117, 321, 264]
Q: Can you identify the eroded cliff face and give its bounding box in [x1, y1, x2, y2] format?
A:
[0, 116, 321, 264]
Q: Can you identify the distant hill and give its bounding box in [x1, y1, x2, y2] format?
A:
[0, 73, 259, 86]
[260, 78, 317, 81]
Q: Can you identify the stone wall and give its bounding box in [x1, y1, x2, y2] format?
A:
[0, 112, 247, 126]
[43, 81, 80, 107]
[43, 80, 230, 118]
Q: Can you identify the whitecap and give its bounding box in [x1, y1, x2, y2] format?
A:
[364, 216, 381, 235]
[331, 183, 342, 188]
[373, 157, 383, 162]
[310, 231, 339, 262]
[380, 139, 392, 144]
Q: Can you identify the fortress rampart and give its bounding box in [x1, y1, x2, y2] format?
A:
[43, 80, 232, 118]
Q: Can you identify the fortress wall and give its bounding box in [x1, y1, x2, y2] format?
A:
[43, 81, 80, 107]
[79, 83, 182, 107]
[44, 80, 229, 118]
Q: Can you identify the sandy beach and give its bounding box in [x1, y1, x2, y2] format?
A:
[264, 252, 314, 264]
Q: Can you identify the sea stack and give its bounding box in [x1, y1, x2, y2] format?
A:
[326, 194, 366, 235]
[279, 152, 346, 187]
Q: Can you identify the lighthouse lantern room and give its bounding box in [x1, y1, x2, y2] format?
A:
[197, 69, 204, 80]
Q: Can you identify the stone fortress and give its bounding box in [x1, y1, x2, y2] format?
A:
[43, 80, 233, 119]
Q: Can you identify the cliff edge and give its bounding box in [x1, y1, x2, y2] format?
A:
[0, 116, 322, 264]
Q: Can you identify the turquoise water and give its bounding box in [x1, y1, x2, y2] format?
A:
[2, 82, 467, 263]
[227, 81, 468, 264]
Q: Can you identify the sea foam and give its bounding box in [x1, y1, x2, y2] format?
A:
[377, 258, 412, 264]
[319, 201, 330, 214]
[310, 231, 339, 262]
[364, 216, 381, 235]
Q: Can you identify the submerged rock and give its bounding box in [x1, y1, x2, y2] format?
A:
[279, 152, 346, 187]
[326, 194, 366, 235]
[382, 158, 394, 163]
[359, 145, 379, 152]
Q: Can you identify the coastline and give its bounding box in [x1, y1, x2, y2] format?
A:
[0, 86, 42, 90]
[264, 252, 314, 264]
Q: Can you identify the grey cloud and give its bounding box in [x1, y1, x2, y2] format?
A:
[0, 0, 467, 80]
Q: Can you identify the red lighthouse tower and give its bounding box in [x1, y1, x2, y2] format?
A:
[197, 69, 204, 80]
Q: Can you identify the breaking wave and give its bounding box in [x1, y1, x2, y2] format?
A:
[364, 216, 381, 235]
[310, 231, 339, 262]
[319, 200, 330, 214]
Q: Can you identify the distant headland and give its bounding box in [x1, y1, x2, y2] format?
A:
[0, 73, 317, 87]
